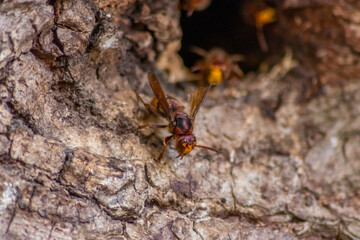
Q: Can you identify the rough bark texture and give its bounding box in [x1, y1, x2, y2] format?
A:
[0, 0, 360, 239]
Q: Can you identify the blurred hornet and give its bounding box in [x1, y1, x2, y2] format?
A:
[191, 47, 244, 86]
[130, 72, 218, 160]
[243, 0, 277, 52]
[180, 0, 212, 16]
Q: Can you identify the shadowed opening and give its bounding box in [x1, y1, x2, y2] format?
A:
[179, 0, 278, 73]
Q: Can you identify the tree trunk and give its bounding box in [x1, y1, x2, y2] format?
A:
[0, 0, 360, 239]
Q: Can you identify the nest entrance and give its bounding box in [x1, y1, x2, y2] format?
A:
[179, 0, 277, 74]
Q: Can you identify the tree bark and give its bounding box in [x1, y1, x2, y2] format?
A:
[0, 0, 360, 239]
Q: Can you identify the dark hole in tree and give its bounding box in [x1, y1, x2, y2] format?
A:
[179, 0, 277, 73]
